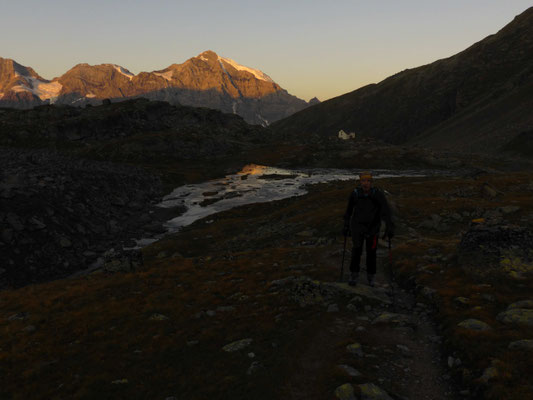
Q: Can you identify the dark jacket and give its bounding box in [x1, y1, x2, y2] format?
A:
[343, 187, 394, 237]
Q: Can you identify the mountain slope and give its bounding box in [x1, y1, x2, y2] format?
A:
[0, 57, 59, 107]
[0, 51, 312, 125]
[272, 7, 533, 155]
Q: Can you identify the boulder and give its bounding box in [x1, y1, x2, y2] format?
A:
[334, 383, 356, 400]
[508, 339, 533, 351]
[497, 309, 533, 327]
[372, 312, 414, 327]
[457, 319, 492, 331]
[346, 343, 364, 357]
[338, 364, 362, 377]
[222, 338, 253, 352]
[480, 360, 500, 384]
[103, 248, 143, 273]
[358, 383, 393, 400]
[507, 300, 533, 310]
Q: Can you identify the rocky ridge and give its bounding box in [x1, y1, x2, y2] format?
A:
[0, 98, 268, 162]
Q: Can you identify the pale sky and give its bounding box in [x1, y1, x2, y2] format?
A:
[1, 1, 531, 101]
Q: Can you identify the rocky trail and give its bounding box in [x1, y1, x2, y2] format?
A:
[275, 247, 462, 400]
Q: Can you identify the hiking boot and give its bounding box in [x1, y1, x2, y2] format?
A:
[348, 272, 358, 286]
[367, 274, 375, 287]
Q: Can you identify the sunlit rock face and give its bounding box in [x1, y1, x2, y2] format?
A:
[238, 164, 269, 175]
[0, 57, 53, 108]
[0, 51, 314, 125]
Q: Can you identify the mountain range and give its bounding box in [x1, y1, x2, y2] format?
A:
[272, 7, 533, 157]
[0, 50, 315, 126]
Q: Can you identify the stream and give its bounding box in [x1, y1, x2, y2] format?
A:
[134, 164, 443, 247]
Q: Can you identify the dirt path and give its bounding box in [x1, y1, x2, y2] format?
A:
[280, 246, 461, 399]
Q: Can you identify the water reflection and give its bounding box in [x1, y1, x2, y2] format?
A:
[158, 164, 429, 233]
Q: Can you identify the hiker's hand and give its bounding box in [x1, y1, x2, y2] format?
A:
[342, 223, 351, 237]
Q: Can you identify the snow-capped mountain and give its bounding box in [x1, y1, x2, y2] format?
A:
[0, 58, 62, 107]
[0, 51, 315, 125]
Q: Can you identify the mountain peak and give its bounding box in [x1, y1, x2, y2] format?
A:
[192, 51, 274, 83]
[195, 50, 219, 64]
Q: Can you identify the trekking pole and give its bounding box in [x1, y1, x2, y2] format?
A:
[387, 238, 397, 311]
[340, 234, 347, 282]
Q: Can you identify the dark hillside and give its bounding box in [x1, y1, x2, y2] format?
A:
[272, 7, 533, 155]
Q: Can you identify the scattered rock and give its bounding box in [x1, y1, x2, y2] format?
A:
[458, 223, 533, 279]
[419, 286, 437, 301]
[508, 300, 533, 310]
[481, 183, 499, 198]
[334, 383, 356, 400]
[480, 360, 500, 384]
[324, 282, 392, 305]
[222, 338, 253, 352]
[327, 304, 340, 313]
[216, 306, 236, 312]
[22, 325, 36, 333]
[338, 364, 362, 377]
[497, 308, 533, 327]
[499, 205, 520, 214]
[111, 379, 128, 384]
[0, 148, 162, 288]
[508, 339, 533, 351]
[346, 304, 358, 312]
[457, 319, 492, 331]
[346, 343, 364, 357]
[59, 237, 72, 248]
[372, 312, 414, 327]
[246, 361, 263, 375]
[103, 248, 143, 273]
[448, 356, 462, 368]
[8, 312, 28, 321]
[453, 297, 470, 307]
[396, 344, 411, 358]
[358, 383, 393, 400]
[149, 314, 169, 321]
[296, 230, 315, 237]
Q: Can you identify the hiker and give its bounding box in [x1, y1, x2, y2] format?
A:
[342, 172, 394, 287]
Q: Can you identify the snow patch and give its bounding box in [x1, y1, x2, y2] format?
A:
[219, 56, 274, 83]
[0, 93, 4, 99]
[256, 114, 269, 127]
[111, 64, 134, 80]
[11, 85, 30, 93]
[8, 75, 62, 100]
[28, 78, 62, 100]
[232, 101, 237, 114]
[86, 93, 96, 98]
[198, 55, 209, 62]
[219, 60, 230, 77]
[154, 70, 174, 81]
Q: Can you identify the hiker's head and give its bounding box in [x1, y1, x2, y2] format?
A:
[359, 171, 373, 192]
